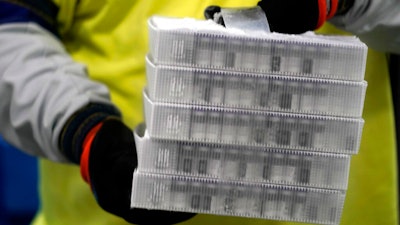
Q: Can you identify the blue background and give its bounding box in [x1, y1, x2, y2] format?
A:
[0, 135, 39, 225]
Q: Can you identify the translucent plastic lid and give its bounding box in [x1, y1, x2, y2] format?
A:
[148, 16, 368, 81]
[146, 56, 367, 117]
[131, 172, 346, 225]
[143, 89, 364, 154]
[134, 124, 351, 190]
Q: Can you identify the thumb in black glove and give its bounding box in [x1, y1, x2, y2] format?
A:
[205, 0, 355, 34]
[61, 104, 196, 225]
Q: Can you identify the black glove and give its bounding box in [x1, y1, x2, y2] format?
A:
[205, 0, 355, 34]
[60, 104, 196, 225]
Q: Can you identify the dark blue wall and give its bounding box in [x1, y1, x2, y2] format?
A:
[0, 135, 39, 225]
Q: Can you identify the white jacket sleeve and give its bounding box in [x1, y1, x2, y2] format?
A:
[0, 22, 119, 162]
[329, 0, 400, 54]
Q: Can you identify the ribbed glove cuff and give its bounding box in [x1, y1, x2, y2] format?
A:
[59, 103, 121, 164]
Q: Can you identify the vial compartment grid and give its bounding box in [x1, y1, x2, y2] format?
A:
[148, 16, 368, 81]
[146, 57, 367, 117]
[131, 172, 346, 225]
[143, 90, 364, 154]
[134, 126, 350, 189]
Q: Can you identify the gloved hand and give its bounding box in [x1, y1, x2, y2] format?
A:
[60, 105, 196, 225]
[205, 0, 355, 34]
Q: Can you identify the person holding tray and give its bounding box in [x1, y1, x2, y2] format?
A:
[0, 0, 398, 224]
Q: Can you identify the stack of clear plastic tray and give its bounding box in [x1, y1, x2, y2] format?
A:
[131, 16, 368, 225]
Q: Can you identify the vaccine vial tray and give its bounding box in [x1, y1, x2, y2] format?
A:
[132, 15, 368, 225]
[146, 56, 367, 117]
[134, 125, 350, 190]
[131, 171, 345, 225]
[143, 90, 364, 154]
[148, 16, 368, 81]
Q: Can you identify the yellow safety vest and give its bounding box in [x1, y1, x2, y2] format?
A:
[32, 1, 399, 224]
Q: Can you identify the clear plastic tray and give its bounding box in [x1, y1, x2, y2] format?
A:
[134, 124, 351, 190]
[131, 172, 346, 225]
[148, 16, 368, 81]
[146, 56, 367, 117]
[143, 90, 364, 154]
